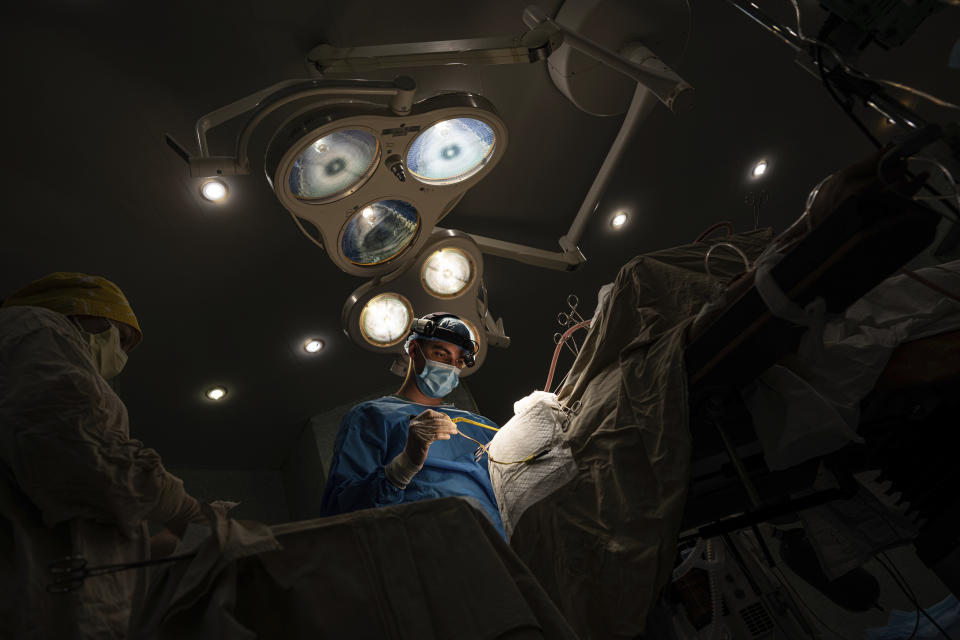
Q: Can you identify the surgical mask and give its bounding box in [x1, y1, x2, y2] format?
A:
[414, 358, 461, 399]
[82, 325, 128, 380]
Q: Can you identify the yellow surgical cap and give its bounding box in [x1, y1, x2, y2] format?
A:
[2, 272, 142, 348]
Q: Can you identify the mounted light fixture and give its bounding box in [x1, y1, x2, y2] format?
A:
[167, 0, 692, 373]
[343, 229, 509, 376]
[263, 91, 507, 277]
[421, 247, 475, 298]
[358, 292, 414, 347]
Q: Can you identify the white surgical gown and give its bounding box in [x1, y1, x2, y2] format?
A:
[0, 306, 194, 639]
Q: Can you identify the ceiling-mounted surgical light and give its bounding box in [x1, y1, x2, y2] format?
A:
[421, 247, 475, 298]
[200, 179, 228, 202]
[341, 199, 421, 266]
[343, 229, 508, 376]
[359, 292, 414, 347]
[406, 117, 497, 185]
[289, 128, 380, 202]
[261, 91, 508, 278]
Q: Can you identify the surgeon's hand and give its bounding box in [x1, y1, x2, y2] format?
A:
[405, 409, 458, 467]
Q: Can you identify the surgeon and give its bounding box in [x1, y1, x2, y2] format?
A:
[0, 273, 206, 639]
[320, 312, 505, 536]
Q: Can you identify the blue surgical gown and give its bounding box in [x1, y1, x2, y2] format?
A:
[319, 396, 505, 537]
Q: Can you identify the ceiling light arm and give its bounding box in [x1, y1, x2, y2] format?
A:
[166, 77, 416, 178]
[559, 82, 655, 253]
[464, 231, 586, 271]
[309, 5, 692, 114]
[450, 80, 655, 271]
[521, 6, 693, 113]
[307, 32, 560, 74]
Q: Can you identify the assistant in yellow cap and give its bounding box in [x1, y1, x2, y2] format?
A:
[0, 273, 203, 638]
[2, 271, 142, 350]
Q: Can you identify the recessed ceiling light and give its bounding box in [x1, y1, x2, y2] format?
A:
[751, 160, 768, 178]
[611, 211, 628, 228]
[304, 339, 325, 353]
[205, 386, 227, 401]
[200, 179, 228, 202]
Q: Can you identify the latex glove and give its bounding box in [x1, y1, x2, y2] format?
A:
[384, 409, 457, 489]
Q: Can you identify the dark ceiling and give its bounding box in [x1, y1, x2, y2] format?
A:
[3, 0, 958, 470]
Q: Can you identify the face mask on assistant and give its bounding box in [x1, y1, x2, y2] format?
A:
[413, 344, 461, 398]
[83, 324, 128, 380]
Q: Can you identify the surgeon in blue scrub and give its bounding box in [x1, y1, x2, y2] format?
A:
[319, 312, 505, 536]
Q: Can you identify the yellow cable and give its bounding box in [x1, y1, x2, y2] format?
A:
[450, 417, 545, 465]
[450, 416, 499, 432]
[456, 429, 535, 465]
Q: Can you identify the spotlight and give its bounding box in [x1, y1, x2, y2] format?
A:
[304, 339, 325, 353]
[611, 211, 628, 228]
[288, 129, 380, 202]
[359, 293, 414, 347]
[751, 160, 768, 178]
[206, 386, 227, 401]
[341, 200, 421, 266]
[421, 247, 475, 298]
[200, 179, 228, 202]
[406, 117, 497, 185]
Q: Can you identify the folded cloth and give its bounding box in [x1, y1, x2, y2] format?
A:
[487, 391, 578, 540]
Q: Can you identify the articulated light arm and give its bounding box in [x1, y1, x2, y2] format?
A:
[454, 80, 656, 272]
[165, 77, 416, 178]
[307, 31, 560, 73]
[309, 5, 692, 114]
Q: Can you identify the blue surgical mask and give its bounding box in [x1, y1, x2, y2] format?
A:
[414, 359, 461, 398]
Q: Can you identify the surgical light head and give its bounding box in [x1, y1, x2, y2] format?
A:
[421, 247, 475, 298]
[289, 129, 380, 202]
[263, 90, 507, 278]
[342, 230, 503, 377]
[406, 117, 497, 185]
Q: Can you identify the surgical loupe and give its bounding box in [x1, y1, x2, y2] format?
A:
[262, 92, 507, 277]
